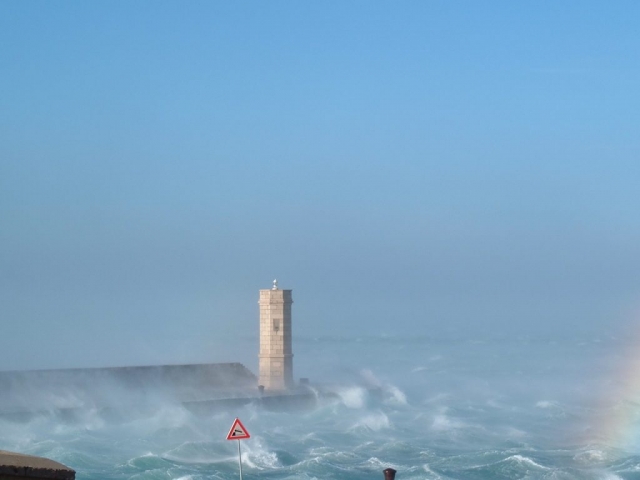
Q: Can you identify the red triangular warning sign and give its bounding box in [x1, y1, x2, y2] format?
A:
[226, 418, 251, 440]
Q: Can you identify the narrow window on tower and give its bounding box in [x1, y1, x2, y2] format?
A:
[273, 319, 280, 333]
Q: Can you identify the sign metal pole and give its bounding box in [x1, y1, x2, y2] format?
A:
[237, 440, 243, 480]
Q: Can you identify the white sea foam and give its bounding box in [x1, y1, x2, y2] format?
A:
[573, 449, 608, 465]
[242, 449, 279, 470]
[504, 454, 549, 470]
[422, 463, 447, 479]
[240, 437, 280, 470]
[363, 456, 400, 470]
[357, 369, 408, 406]
[336, 386, 368, 409]
[161, 442, 222, 465]
[383, 386, 408, 406]
[431, 413, 465, 432]
[130, 452, 156, 463]
[128, 470, 166, 480]
[349, 411, 391, 431]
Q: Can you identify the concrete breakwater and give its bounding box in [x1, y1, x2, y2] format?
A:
[0, 362, 323, 421]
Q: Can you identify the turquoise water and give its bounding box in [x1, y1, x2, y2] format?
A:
[1, 335, 639, 479]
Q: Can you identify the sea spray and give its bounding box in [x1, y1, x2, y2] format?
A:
[0, 334, 637, 479]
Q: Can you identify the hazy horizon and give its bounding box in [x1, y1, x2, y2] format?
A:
[2, 1, 639, 372]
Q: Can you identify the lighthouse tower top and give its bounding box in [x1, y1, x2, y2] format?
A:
[258, 281, 293, 390]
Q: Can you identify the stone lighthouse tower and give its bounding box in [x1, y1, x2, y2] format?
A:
[258, 280, 293, 391]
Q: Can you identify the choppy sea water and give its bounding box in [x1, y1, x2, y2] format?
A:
[2, 334, 640, 480]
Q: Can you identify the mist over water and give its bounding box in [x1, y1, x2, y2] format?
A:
[1, 332, 639, 479]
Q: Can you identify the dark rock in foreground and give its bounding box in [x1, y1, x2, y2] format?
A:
[0, 450, 75, 480]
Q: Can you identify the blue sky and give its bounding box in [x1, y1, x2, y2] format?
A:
[1, 1, 639, 370]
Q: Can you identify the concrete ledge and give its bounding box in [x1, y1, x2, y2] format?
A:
[0, 451, 75, 480]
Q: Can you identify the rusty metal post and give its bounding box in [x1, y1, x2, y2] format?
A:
[383, 468, 396, 480]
